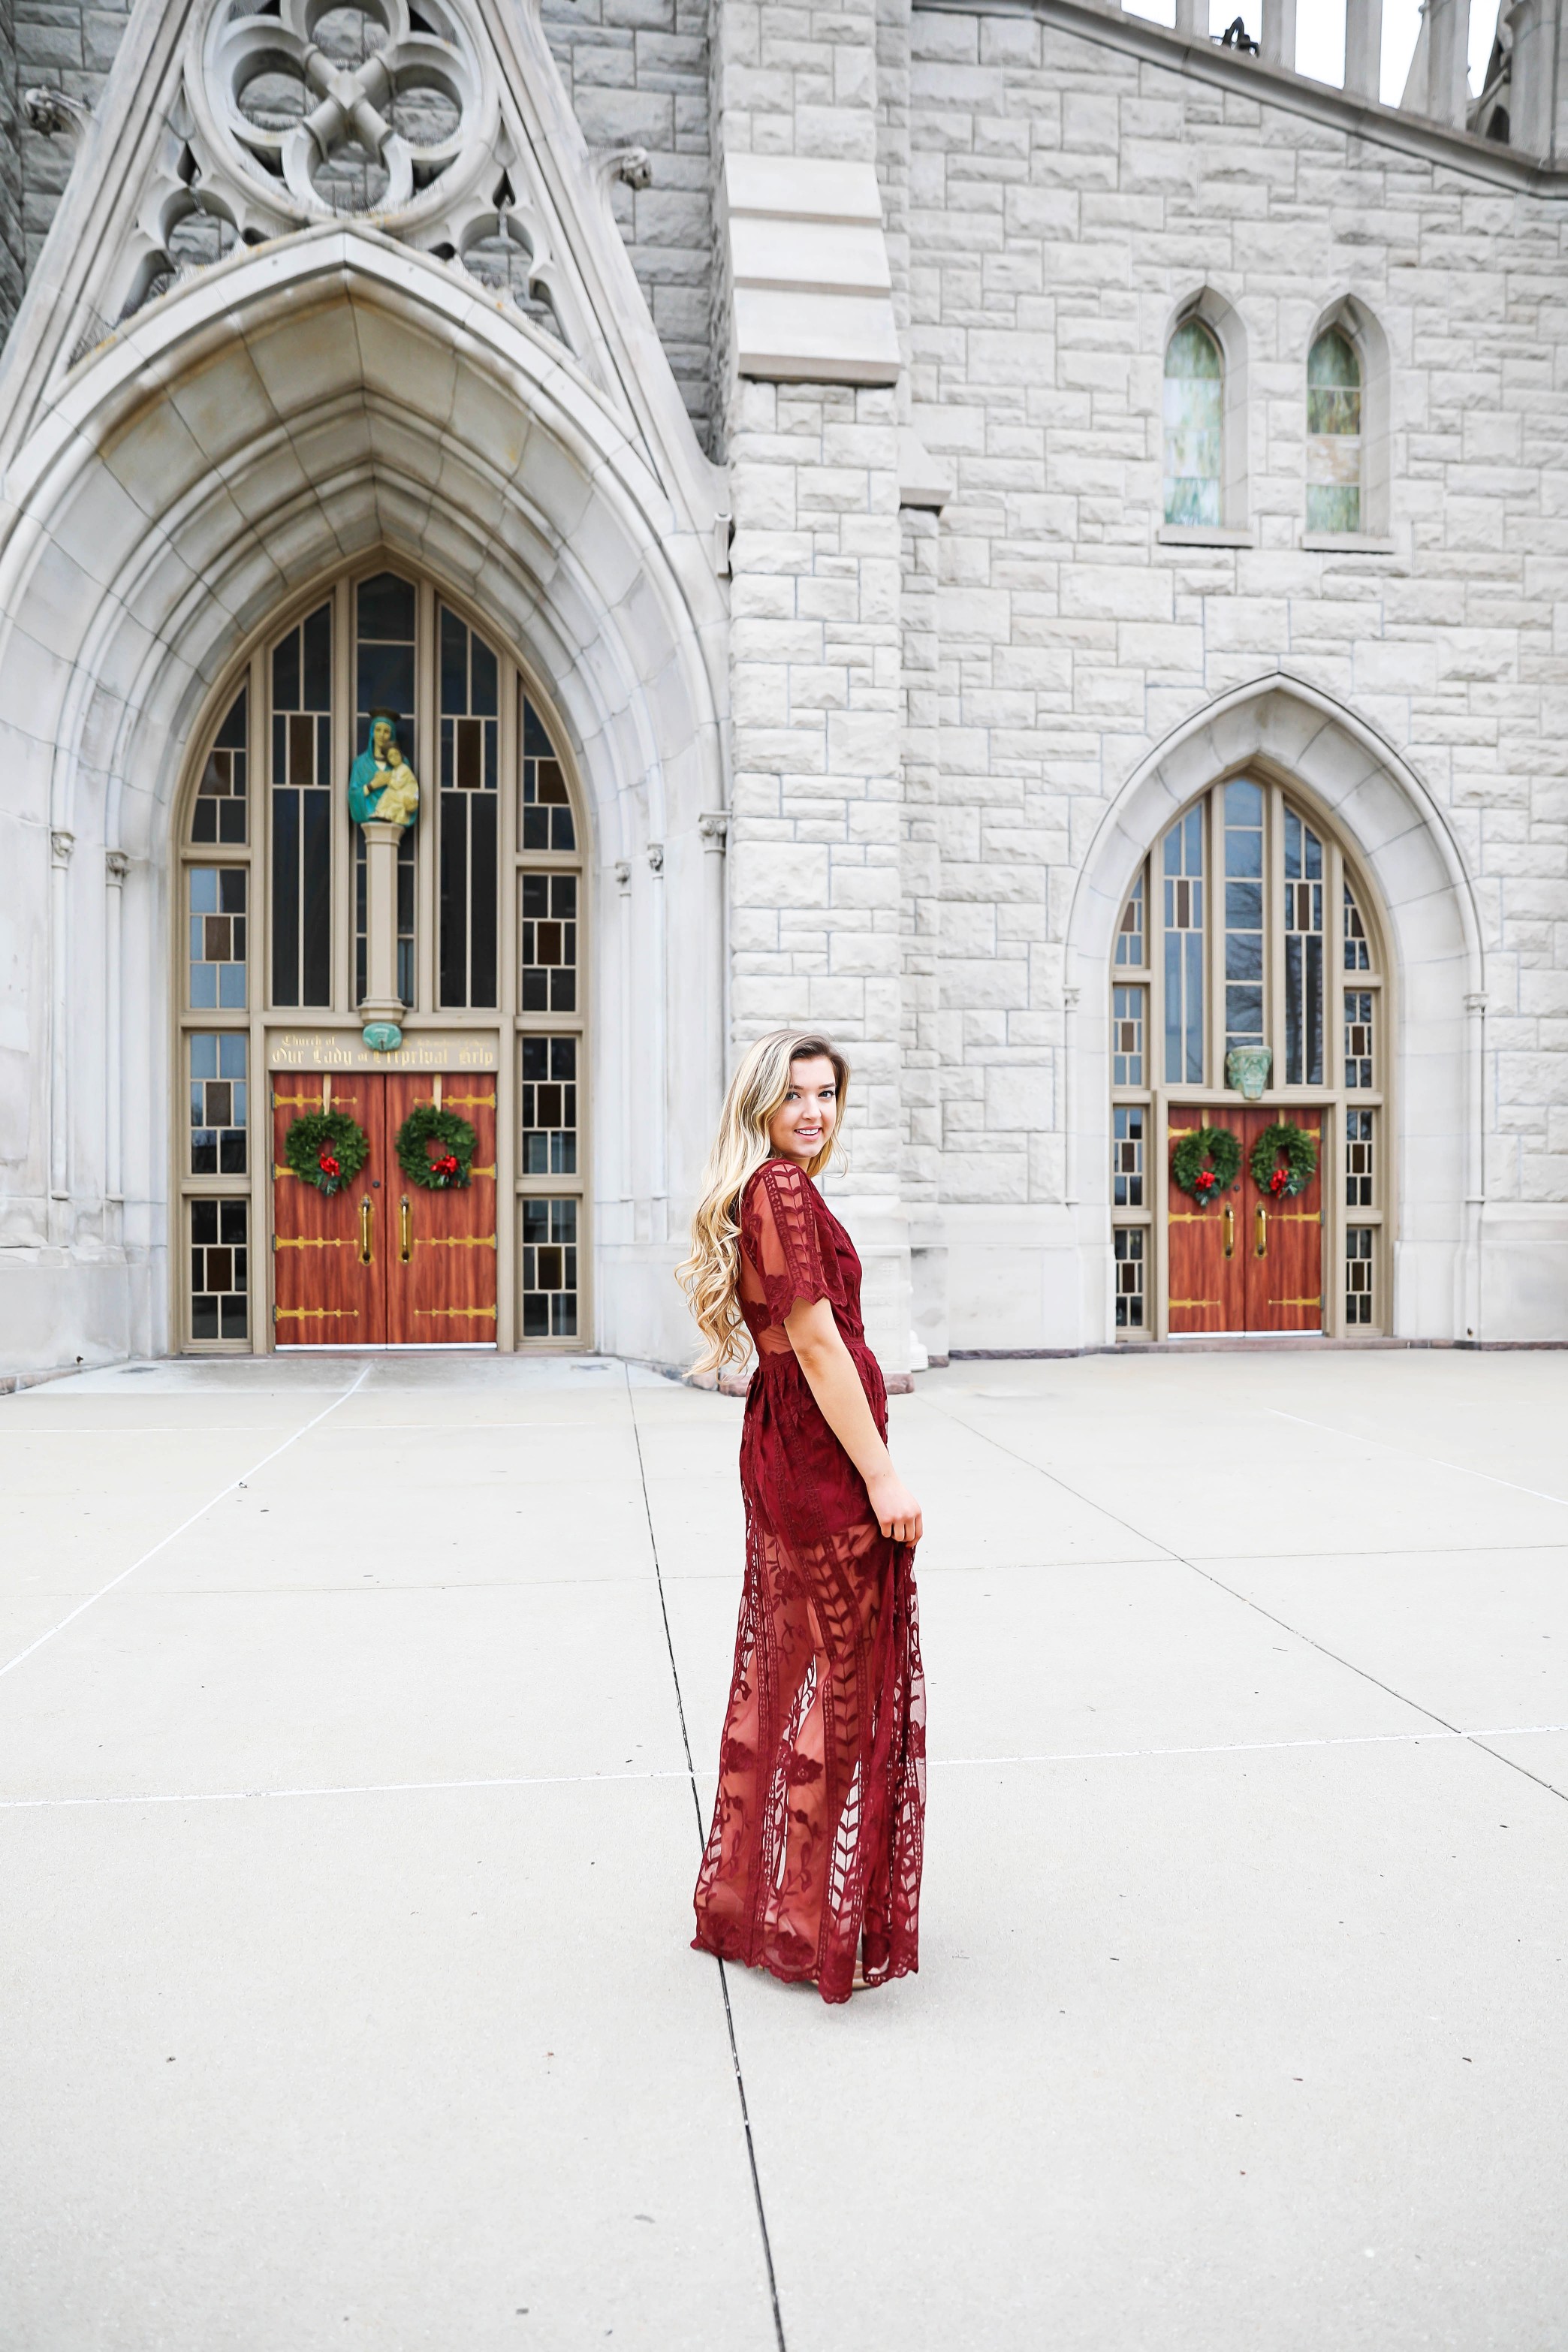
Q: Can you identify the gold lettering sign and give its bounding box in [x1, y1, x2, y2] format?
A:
[267, 1030, 499, 1073]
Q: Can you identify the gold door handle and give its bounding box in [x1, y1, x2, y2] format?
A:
[1255, 1205, 1268, 1258]
[400, 1196, 412, 1264]
[1223, 1204, 1235, 1259]
[359, 1196, 373, 1265]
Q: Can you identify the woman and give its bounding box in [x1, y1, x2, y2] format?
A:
[680, 1030, 926, 2004]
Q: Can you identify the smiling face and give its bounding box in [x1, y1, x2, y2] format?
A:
[767, 1054, 838, 1167]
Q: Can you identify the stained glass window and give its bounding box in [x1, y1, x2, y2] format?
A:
[190, 1199, 248, 1340]
[1223, 779, 1265, 1059]
[1115, 870, 1145, 968]
[188, 867, 247, 1009]
[1345, 991, 1374, 1089]
[354, 573, 417, 1008]
[521, 1036, 578, 1174]
[192, 690, 248, 845]
[522, 1198, 577, 1336]
[1307, 328, 1361, 535]
[1114, 1228, 1144, 1330]
[1162, 804, 1205, 1083]
[521, 698, 575, 851]
[1346, 1227, 1374, 1325]
[1112, 1105, 1144, 1208]
[1112, 987, 1145, 1087]
[189, 1033, 248, 1174]
[1163, 320, 1222, 527]
[1283, 806, 1324, 1085]
[521, 873, 577, 1012]
[270, 602, 332, 1007]
[1346, 1108, 1374, 1207]
[439, 605, 500, 1010]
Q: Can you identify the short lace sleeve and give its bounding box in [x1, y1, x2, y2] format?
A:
[742, 1159, 843, 1328]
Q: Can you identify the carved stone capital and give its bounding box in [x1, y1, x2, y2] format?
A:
[24, 87, 89, 137]
[647, 843, 665, 876]
[613, 859, 632, 893]
[105, 850, 130, 885]
[599, 146, 652, 193]
[697, 812, 729, 855]
[50, 828, 75, 868]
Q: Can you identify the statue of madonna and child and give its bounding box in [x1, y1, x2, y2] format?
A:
[348, 711, 421, 830]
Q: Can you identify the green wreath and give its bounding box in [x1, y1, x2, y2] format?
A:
[284, 1110, 370, 1199]
[1249, 1120, 1319, 1200]
[395, 1103, 478, 1191]
[1170, 1123, 1242, 1208]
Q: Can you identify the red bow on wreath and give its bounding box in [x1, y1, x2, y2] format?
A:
[431, 1152, 460, 1179]
[318, 1150, 341, 1180]
[1268, 1165, 1288, 1195]
[1195, 1169, 1217, 1193]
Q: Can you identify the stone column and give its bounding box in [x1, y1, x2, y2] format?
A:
[1261, 0, 1298, 68]
[1343, 0, 1384, 98]
[357, 819, 404, 1038]
[104, 850, 128, 1204]
[1505, 0, 1568, 156]
[49, 826, 73, 1202]
[1425, 0, 1472, 126]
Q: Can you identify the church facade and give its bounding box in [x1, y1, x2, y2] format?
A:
[0, 0, 1563, 1378]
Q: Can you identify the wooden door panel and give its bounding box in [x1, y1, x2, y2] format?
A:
[271, 1075, 387, 1346]
[384, 1074, 498, 1346]
[1244, 1108, 1325, 1334]
[1165, 1109, 1247, 1334]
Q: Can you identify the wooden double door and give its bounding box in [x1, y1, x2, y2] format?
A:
[1166, 1106, 1324, 1336]
[272, 1072, 497, 1346]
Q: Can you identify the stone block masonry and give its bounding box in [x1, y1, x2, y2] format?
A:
[903, 6, 1568, 1254]
[538, 0, 715, 449]
[0, 0, 22, 338]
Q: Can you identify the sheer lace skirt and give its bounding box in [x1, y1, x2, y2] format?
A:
[692, 1391, 926, 2004]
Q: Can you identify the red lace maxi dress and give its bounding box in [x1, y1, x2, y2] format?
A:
[692, 1157, 926, 2005]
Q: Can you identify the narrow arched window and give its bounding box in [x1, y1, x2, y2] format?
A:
[1307, 328, 1361, 534]
[1162, 321, 1222, 526]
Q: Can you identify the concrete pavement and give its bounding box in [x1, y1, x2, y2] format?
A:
[2, 1348, 1565, 2350]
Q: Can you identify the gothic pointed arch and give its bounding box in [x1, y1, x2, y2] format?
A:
[1066, 677, 1484, 1344]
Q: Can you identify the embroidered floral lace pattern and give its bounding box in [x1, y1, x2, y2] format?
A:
[692, 1158, 926, 2005]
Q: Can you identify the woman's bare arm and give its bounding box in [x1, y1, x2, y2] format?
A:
[782, 1296, 924, 1543]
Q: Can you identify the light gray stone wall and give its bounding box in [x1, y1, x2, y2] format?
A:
[15, 0, 131, 277]
[0, 0, 22, 339]
[897, 10, 1568, 1326]
[529, 0, 717, 447]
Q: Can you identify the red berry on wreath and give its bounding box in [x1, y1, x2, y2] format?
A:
[432, 1152, 459, 1178]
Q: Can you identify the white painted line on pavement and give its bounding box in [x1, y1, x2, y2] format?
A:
[0, 1367, 372, 1684]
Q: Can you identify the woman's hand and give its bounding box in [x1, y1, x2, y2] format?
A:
[866, 1467, 922, 1546]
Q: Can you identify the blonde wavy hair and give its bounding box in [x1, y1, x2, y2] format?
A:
[677, 1029, 850, 1374]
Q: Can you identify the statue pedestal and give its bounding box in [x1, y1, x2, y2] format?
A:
[359, 819, 405, 1045]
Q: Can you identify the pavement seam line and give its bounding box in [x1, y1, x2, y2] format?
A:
[8, 1723, 1568, 1811]
[626, 1365, 788, 2352]
[0, 1366, 372, 1684]
[1268, 1407, 1568, 1510]
[918, 1392, 1568, 1807]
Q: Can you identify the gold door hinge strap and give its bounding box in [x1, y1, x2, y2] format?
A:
[273, 1307, 360, 1322]
[413, 1305, 498, 1320]
[274, 1236, 351, 1250]
[416, 1235, 498, 1250]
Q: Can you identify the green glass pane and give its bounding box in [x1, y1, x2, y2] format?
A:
[1307, 327, 1359, 389]
[1165, 320, 1221, 380]
[1307, 385, 1361, 436]
[1307, 483, 1361, 534]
